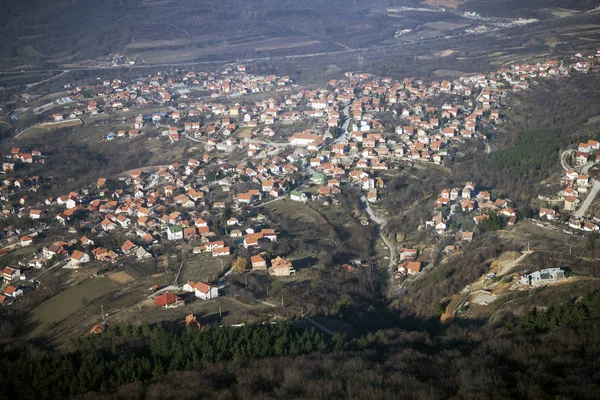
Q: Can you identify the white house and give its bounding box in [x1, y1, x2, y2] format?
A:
[70, 250, 90, 267]
[290, 190, 307, 203]
[183, 281, 219, 300]
[167, 225, 184, 240]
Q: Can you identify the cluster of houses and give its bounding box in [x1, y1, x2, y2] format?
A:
[539, 138, 600, 231]
[0, 267, 25, 305]
[428, 182, 516, 238]
[0, 146, 306, 308]
[1, 147, 46, 204]
[3, 49, 600, 307]
[151, 253, 295, 309]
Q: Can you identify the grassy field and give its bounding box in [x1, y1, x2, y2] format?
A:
[264, 199, 328, 225]
[180, 252, 231, 285]
[28, 277, 121, 338]
[113, 295, 272, 328]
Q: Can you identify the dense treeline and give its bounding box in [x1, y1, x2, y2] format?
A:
[0, 322, 336, 400]
[452, 73, 600, 203]
[67, 295, 600, 399]
[477, 128, 561, 184]
[514, 290, 600, 333]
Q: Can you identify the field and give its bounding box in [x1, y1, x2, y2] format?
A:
[423, 21, 471, 31]
[263, 198, 328, 225]
[27, 277, 121, 338]
[180, 252, 231, 285]
[111, 295, 272, 328]
[107, 271, 135, 285]
[422, 0, 466, 8]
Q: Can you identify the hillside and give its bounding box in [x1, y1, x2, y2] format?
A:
[1, 0, 600, 398]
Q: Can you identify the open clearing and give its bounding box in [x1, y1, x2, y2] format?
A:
[107, 271, 136, 285]
[28, 277, 120, 337]
[539, 8, 581, 18]
[112, 295, 270, 328]
[255, 40, 322, 51]
[16, 119, 82, 140]
[180, 252, 230, 284]
[264, 199, 327, 225]
[433, 69, 472, 77]
[423, 21, 471, 31]
[422, 0, 465, 9]
[435, 49, 456, 57]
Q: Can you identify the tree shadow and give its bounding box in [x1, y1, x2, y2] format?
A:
[292, 256, 319, 272]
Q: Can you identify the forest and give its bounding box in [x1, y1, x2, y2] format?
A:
[3, 292, 600, 399]
[448, 72, 600, 205]
[0, 322, 337, 399]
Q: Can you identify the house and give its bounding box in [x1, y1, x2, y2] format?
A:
[4, 285, 23, 298]
[577, 175, 590, 186]
[29, 209, 42, 219]
[367, 189, 378, 203]
[167, 225, 184, 240]
[244, 233, 263, 248]
[154, 293, 185, 308]
[539, 208, 556, 220]
[121, 240, 137, 254]
[251, 255, 267, 270]
[564, 196, 579, 211]
[460, 231, 474, 242]
[398, 261, 422, 275]
[269, 256, 294, 276]
[290, 190, 307, 203]
[2, 267, 20, 283]
[584, 221, 599, 232]
[226, 217, 239, 226]
[70, 250, 90, 267]
[399, 248, 418, 261]
[20, 236, 33, 247]
[521, 268, 565, 287]
[183, 281, 219, 300]
[212, 247, 231, 257]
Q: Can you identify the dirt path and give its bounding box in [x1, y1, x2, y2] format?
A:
[361, 196, 398, 293]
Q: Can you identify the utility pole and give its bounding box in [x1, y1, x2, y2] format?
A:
[101, 304, 105, 320]
[281, 295, 284, 307]
[219, 305, 222, 318]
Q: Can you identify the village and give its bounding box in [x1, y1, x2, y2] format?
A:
[2, 48, 600, 333]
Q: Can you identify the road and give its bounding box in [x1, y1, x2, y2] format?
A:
[183, 133, 204, 143]
[173, 248, 188, 286]
[245, 138, 290, 148]
[30, 260, 65, 282]
[14, 125, 38, 139]
[25, 69, 70, 89]
[333, 105, 352, 145]
[560, 149, 574, 171]
[0, 16, 535, 77]
[574, 179, 600, 217]
[360, 196, 397, 281]
[497, 251, 533, 276]
[582, 162, 597, 175]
